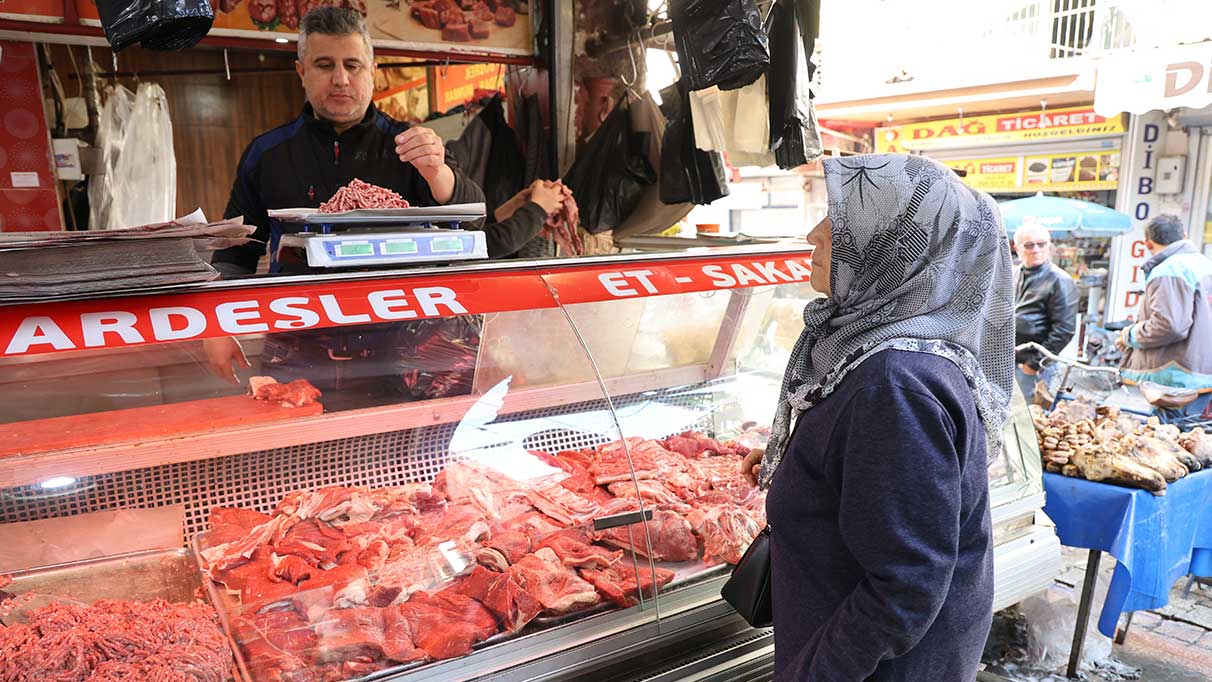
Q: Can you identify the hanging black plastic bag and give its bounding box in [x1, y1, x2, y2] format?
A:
[767, 0, 822, 169]
[96, 0, 213, 53]
[480, 96, 527, 217]
[96, 0, 156, 52]
[658, 79, 729, 205]
[563, 100, 655, 234]
[139, 0, 214, 51]
[671, 0, 769, 91]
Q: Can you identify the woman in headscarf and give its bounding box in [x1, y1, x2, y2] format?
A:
[740, 153, 1014, 681]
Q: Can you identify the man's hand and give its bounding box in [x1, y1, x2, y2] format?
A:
[395, 126, 455, 202]
[1115, 328, 1130, 352]
[203, 336, 251, 386]
[529, 180, 563, 215]
[741, 447, 764, 487]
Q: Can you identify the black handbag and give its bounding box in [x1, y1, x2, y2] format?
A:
[721, 525, 772, 627]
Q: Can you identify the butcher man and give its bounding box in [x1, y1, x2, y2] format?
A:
[204, 7, 496, 409]
[211, 6, 483, 277]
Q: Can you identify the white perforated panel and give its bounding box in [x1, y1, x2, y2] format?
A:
[0, 390, 715, 545]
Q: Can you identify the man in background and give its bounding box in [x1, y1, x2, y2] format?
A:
[1117, 214, 1212, 418]
[1013, 223, 1079, 398]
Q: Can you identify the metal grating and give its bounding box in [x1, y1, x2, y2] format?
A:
[0, 389, 715, 545]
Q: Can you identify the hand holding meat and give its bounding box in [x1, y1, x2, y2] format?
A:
[528, 180, 564, 215]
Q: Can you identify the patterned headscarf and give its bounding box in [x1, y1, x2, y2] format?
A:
[758, 154, 1015, 488]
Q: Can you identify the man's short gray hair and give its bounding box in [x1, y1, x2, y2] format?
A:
[1014, 223, 1051, 245]
[1145, 214, 1186, 246]
[298, 7, 374, 62]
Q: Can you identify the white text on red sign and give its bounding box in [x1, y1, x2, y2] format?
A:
[596, 260, 813, 298]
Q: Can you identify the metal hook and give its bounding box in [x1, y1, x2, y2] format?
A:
[440, 56, 450, 78]
[224, 49, 231, 81]
[620, 30, 640, 89]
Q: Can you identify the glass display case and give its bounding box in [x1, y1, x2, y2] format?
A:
[0, 245, 1058, 681]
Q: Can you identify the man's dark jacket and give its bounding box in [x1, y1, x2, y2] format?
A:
[1014, 262, 1079, 370]
[213, 103, 485, 274]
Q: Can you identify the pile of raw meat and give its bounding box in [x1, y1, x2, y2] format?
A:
[1032, 401, 1212, 494]
[319, 179, 411, 213]
[250, 376, 323, 408]
[410, 0, 526, 42]
[0, 597, 233, 681]
[200, 430, 764, 679]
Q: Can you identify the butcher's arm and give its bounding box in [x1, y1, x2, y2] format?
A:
[1042, 275, 1079, 355]
[798, 386, 962, 681]
[212, 146, 268, 277]
[482, 203, 547, 258]
[1129, 278, 1196, 349]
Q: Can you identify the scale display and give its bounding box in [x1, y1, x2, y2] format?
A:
[301, 231, 488, 267]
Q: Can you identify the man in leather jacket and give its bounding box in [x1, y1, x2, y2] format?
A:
[1013, 224, 1079, 398]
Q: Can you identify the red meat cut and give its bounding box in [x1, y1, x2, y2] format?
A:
[662, 430, 750, 458]
[606, 479, 688, 507]
[588, 438, 661, 485]
[415, 4, 442, 28]
[249, 376, 322, 407]
[394, 591, 496, 660]
[579, 559, 676, 608]
[529, 479, 602, 526]
[449, 565, 543, 634]
[442, 22, 472, 41]
[508, 547, 600, 614]
[379, 607, 428, 663]
[269, 552, 315, 584]
[686, 505, 762, 566]
[313, 607, 386, 663]
[597, 507, 699, 563]
[482, 529, 532, 565]
[533, 529, 622, 569]
[208, 506, 272, 546]
[494, 5, 515, 25]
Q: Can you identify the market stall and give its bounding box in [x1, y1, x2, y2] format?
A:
[1024, 394, 1212, 677]
[875, 105, 1129, 322]
[0, 246, 1059, 681]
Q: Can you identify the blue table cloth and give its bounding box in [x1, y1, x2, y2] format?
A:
[1043, 469, 1212, 637]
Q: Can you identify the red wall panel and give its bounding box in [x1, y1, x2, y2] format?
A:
[0, 40, 61, 231]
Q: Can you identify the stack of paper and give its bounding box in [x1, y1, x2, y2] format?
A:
[0, 214, 256, 302]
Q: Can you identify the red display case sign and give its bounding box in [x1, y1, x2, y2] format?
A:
[0, 251, 814, 357]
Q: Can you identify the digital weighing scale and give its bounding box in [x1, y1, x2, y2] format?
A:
[268, 203, 488, 268]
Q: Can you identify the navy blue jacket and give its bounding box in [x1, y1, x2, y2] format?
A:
[766, 349, 995, 681]
[214, 103, 485, 274]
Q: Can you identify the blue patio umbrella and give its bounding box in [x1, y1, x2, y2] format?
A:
[999, 192, 1132, 238]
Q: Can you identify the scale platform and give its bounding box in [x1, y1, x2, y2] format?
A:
[269, 203, 487, 268]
